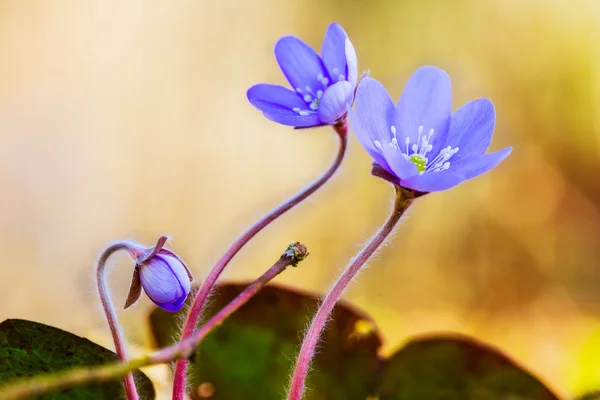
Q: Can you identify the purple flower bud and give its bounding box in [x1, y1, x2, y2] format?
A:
[138, 253, 191, 312]
[124, 236, 193, 312]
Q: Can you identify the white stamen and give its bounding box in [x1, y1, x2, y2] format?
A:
[299, 111, 310, 116]
[419, 135, 429, 156]
[303, 94, 312, 102]
[373, 140, 384, 152]
[296, 87, 303, 93]
[321, 77, 329, 86]
[430, 161, 451, 172]
[305, 86, 313, 93]
[338, 74, 345, 81]
[427, 146, 450, 167]
[316, 90, 323, 99]
[400, 125, 459, 173]
[292, 107, 301, 112]
[317, 73, 324, 80]
[309, 101, 318, 110]
[332, 67, 339, 74]
[390, 125, 397, 137]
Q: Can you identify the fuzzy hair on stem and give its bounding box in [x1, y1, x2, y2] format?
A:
[96, 242, 140, 400]
[286, 186, 416, 400]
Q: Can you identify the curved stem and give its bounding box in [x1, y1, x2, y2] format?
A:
[287, 186, 415, 400]
[96, 243, 139, 400]
[0, 242, 308, 400]
[172, 128, 348, 399]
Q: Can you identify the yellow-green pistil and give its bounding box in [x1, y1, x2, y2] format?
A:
[408, 154, 427, 173]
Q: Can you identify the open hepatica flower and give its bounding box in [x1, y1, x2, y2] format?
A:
[247, 22, 358, 127]
[349, 66, 512, 192]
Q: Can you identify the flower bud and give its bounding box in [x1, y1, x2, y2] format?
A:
[124, 236, 193, 312]
[138, 253, 191, 312]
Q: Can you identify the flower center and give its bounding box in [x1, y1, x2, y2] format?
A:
[408, 154, 427, 172]
[373, 125, 459, 175]
[292, 74, 330, 116]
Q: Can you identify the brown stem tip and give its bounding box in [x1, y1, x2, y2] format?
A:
[283, 242, 309, 267]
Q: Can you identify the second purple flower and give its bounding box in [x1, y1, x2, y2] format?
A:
[247, 22, 358, 128]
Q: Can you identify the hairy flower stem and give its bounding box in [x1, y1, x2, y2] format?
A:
[96, 243, 139, 400]
[172, 125, 348, 400]
[0, 243, 308, 400]
[287, 186, 416, 400]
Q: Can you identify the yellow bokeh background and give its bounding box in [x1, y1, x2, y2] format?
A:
[0, 1, 599, 398]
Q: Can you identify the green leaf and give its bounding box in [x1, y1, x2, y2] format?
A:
[0, 319, 155, 400]
[150, 283, 382, 400]
[377, 334, 560, 400]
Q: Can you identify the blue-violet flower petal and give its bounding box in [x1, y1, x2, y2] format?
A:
[442, 98, 496, 162]
[317, 81, 354, 124]
[321, 22, 357, 86]
[247, 83, 321, 127]
[395, 66, 452, 159]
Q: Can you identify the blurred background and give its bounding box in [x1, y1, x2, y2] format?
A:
[0, 0, 598, 398]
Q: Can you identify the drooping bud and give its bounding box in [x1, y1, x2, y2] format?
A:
[124, 236, 193, 312]
[138, 253, 191, 312]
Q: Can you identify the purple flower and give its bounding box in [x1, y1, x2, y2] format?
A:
[349, 66, 512, 192]
[125, 237, 193, 312]
[247, 22, 358, 128]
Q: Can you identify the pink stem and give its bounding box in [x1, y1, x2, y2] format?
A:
[172, 127, 348, 400]
[96, 243, 139, 400]
[287, 187, 415, 400]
